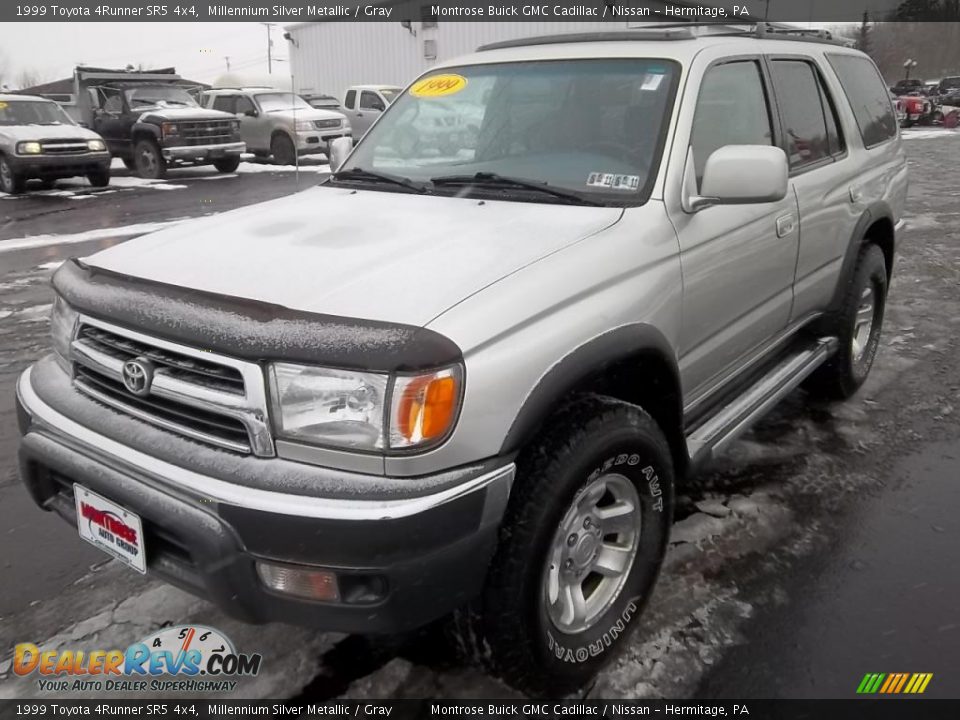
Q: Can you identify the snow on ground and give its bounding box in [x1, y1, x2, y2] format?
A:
[901, 127, 960, 140]
[0, 220, 183, 253]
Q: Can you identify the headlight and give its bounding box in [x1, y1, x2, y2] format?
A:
[295, 120, 314, 132]
[268, 363, 462, 452]
[50, 296, 78, 373]
[87, 139, 106, 152]
[17, 141, 41, 155]
[269, 364, 389, 450]
[231, 119, 240, 131]
[161, 122, 179, 137]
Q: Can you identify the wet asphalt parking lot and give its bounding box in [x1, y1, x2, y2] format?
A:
[0, 137, 958, 701]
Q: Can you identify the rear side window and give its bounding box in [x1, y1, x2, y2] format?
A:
[827, 54, 897, 148]
[344, 89, 356, 109]
[691, 60, 773, 187]
[770, 60, 844, 170]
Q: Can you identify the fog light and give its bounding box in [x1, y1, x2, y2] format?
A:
[256, 561, 340, 601]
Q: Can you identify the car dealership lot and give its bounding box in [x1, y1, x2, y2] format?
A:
[0, 136, 958, 699]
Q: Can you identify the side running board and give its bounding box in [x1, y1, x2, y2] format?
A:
[685, 337, 839, 468]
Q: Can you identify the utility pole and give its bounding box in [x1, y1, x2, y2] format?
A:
[261, 22, 274, 74]
[224, 56, 231, 71]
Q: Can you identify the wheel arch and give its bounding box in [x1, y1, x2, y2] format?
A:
[499, 324, 688, 478]
[131, 123, 161, 144]
[828, 201, 896, 315]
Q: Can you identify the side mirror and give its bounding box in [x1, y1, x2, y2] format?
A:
[372, 101, 385, 112]
[243, 109, 258, 118]
[328, 136, 354, 172]
[686, 145, 788, 213]
[78, 122, 90, 129]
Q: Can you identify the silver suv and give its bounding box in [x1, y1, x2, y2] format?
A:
[16, 26, 907, 695]
[202, 88, 350, 165]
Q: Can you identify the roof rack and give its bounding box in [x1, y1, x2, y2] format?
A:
[478, 22, 850, 52]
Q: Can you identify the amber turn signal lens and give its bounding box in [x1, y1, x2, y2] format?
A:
[391, 369, 460, 448]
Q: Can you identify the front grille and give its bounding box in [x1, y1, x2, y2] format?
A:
[41, 140, 90, 154]
[313, 118, 341, 130]
[78, 325, 243, 395]
[75, 366, 252, 453]
[178, 120, 235, 146]
[71, 323, 267, 455]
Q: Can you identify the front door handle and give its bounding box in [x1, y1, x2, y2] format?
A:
[776, 213, 796, 238]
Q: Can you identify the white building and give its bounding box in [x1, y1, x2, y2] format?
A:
[285, 21, 658, 102]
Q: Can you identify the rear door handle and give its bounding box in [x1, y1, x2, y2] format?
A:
[776, 213, 796, 238]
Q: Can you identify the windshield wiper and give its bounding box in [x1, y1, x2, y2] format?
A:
[332, 167, 427, 193]
[430, 172, 602, 206]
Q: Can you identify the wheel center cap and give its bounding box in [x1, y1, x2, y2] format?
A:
[571, 533, 599, 568]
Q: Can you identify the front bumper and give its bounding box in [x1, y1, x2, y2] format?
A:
[16, 364, 513, 633]
[161, 141, 245, 163]
[9, 152, 111, 179]
[295, 128, 350, 155]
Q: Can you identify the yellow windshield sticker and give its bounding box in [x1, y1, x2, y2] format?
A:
[411, 74, 467, 98]
[0, 102, 7, 109]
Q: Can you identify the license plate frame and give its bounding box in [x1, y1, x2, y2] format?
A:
[74, 484, 147, 574]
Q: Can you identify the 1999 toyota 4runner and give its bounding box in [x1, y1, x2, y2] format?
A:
[17, 26, 907, 695]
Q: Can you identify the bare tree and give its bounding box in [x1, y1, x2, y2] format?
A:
[16, 67, 46, 91]
[869, 22, 960, 82]
[0, 51, 8, 90]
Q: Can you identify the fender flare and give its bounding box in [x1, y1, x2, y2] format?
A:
[499, 324, 686, 471]
[828, 200, 895, 314]
[131, 122, 162, 144]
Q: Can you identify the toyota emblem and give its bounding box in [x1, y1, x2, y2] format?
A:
[121, 358, 153, 397]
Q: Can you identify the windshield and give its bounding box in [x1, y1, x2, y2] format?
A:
[124, 86, 198, 108]
[255, 93, 313, 112]
[0, 99, 76, 126]
[380, 88, 401, 103]
[340, 60, 678, 205]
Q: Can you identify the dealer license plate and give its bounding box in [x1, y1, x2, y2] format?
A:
[74, 484, 146, 574]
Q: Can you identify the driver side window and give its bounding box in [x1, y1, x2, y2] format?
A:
[360, 91, 383, 111]
[691, 60, 773, 189]
[235, 96, 256, 115]
[102, 90, 123, 114]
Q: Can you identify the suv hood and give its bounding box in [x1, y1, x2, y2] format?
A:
[84, 186, 623, 327]
[0, 124, 102, 142]
[138, 107, 236, 122]
[267, 107, 346, 123]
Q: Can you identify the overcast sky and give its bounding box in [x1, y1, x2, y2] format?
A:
[0, 23, 291, 89]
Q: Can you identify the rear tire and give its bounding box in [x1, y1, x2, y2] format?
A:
[0, 155, 25, 194]
[455, 396, 674, 696]
[271, 133, 296, 166]
[87, 169, 110, 187]
[213, 156, 241, 173]
[133, 139, 166, 179]
[805, 244, 888, 400]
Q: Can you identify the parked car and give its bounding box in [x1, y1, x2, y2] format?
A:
[16, 27, 907, 696]
[890, 78, 926, 96]
[0, 94, 110, 194]
[71, 67, 245, 179]
[202, 88, 350, 165]
[937, 75, 960, 95]
[896, 93, 941, 126]
[938, 87, 960, 108]
[341, 85, 402, 137]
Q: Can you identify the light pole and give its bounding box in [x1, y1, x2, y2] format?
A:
[903, 58, 918, 80]
[261, 22, 274, 74]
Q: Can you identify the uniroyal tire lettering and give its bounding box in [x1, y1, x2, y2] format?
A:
[546, 600, 639, 664]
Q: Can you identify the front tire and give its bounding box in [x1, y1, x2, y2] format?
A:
[271, 133, 296, 166]
[133, 139, 166, 179]
[213, 156, 241, 173]
[87, 169, 110, 187]
[0, 155, 25, 194]
[805, 244, 888, 399]
[458, 396, 674, 696]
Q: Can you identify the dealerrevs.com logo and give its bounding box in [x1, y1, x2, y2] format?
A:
[14, 625, 262, 693]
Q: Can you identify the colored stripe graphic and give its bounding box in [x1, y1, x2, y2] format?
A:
[857, 672, 933, 694]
